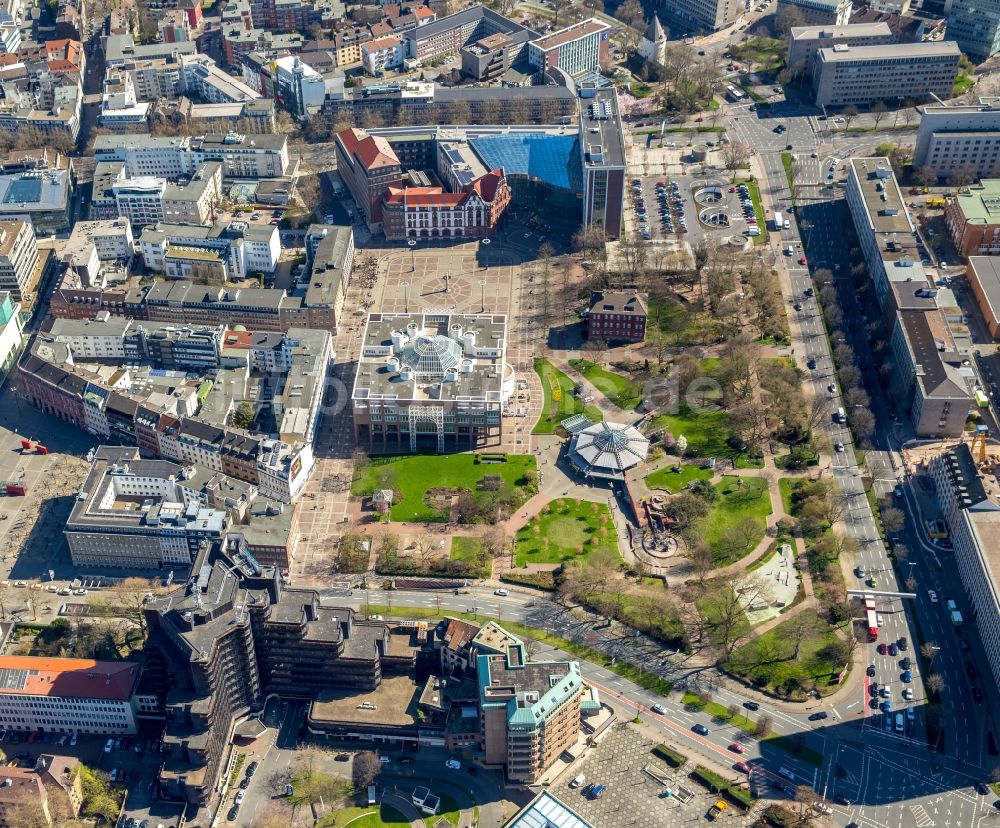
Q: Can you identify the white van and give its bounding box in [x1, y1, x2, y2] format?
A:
[571, 774, 586, 788]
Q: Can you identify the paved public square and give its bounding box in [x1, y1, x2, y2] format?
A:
[563, 723, 748, 827]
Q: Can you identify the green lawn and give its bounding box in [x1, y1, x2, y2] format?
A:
[649, 407, 734, 458]
[778, 478, 795, 515]
[681, 693, 755, 734]
[645, 463, 713, 493]
[352, 454, 536, 522]
[646, 292, 719, 345]
[533, 358, 603, 434]
[701, 476, 772, 565]
[954, 74, 974, 95]
[781, 152, 795, 191]
[326, 805, 409, 828]
[425, 793, 461, 827]
[450, 536, 483, 565]
[723, 609, 845, 698]
[569, 359, 643, 410]
[514, 498, 622, 566]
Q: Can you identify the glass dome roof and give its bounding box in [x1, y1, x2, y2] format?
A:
[400, 335, 462, 376]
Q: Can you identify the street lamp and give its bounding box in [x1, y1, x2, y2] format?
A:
[482, 237, 491, 274]
[407, 239, 416, 272]
[479, 279, 487, 314]
[401, 281, 409, 314]
[443, 272, 450, 294]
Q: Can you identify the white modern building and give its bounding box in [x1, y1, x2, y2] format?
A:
[0, 219, 38, 300]
[93, 132, 290, 179]
[812, 41, 961, 108]
[139, 219, 281, 279]
[526, 18, 610, 78]
[362, 36, 404, 75]
[0, 290, 22, 384]
[0, 656, 149, 734]
[914, 99, 1000, 181]
[48, 312, 132, 360]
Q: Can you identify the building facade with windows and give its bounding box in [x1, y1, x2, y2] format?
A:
[381, 170, 510, 240]
[914, 100, 1000, 182]
[945, 181, 1000, 256]
[586, 290, 647, 343]
[526, 18, 609, 78]
[0, 219, 38, 301]
[946, 0, 1000, 62]
[777, 0, 852, 26]
[335, 127, 402, 230]
[0, 656, 146, 734]
[812, 41, 960, 107]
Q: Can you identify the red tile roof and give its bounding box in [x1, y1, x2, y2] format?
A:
[0, 656, 141, 701]
[383, 170, 507, 208]
[338, 127, 399, 172]
[369, 22, 393, 37]
[413, 7, 434, 18]
[366, 35, 401, 51]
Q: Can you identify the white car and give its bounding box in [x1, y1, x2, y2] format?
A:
[813, 802, 833, 815]
[70, 733, 78, 746]
[494, 588, 509, 597]
[104, 738, 114, 753]
[835, 442, 845, 452]
[235, 791, 245, 805]
[445, 759, 461, 770]
[877, 615, 885, 627]
[378, 755, 392, 764]
[928, 590, 939, 603]
[651, 704, 666, 715]
[571, 773, 586, 788]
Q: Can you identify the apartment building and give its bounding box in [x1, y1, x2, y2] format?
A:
[944, 181, 1000, 256]
[140, 220, 280, 280]
[914, 100, 1000, 181]
[787, 22, 894, 72]
[403, 4, 534, 63]
[93, 131, 290, 179]
[846, 157, 973, 436]
[477, 642, 587, 784]
[526, 18, 610, 78]
[0, 656, 145, 734]
[812, 41, 960, 107]
[335, 127, 402, 230]
[363, 36, 404, 74]
[104, 33, 198, 67]
[65, 219, 134, 265]
[579, 89, 626, 241]
[947, 0, 1000, 62]
[928, 444, 1000, 693]
[0, 219, 38, 300]
[777, 0, 852, 26]
[352, 312, 514, 453]
[0, 81, 82, 143]
[48, 313, 132, 360]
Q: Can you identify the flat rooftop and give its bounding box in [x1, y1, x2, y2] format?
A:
[850, 158, 913, 236]
[952, 181, 1000, 225]
[969, 257, 1000, 324]
[310, 673, 420, 727]
[818, 40, 961, 62]
[531, 18, 609, 52]
[580, 89, 625, 170]
[789, 22, 892, 40]
[353, 312, 508, 404]
[899, 308, 967, 399]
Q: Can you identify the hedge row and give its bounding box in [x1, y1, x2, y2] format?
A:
[499, 572, 556, 591]
[689, 766, 755, 811]
[652, 744, 688, 768]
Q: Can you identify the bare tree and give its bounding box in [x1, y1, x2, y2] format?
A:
[352, 751, 381, 790]
[841, 105, 859, 130]
[921, 640, 939, 666]
[754, 714, 773, 737]
[721, 141, 751, 178]
[881, 505, 906, 533]
[871, 100, 888, 130]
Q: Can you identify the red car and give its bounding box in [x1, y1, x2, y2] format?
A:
[728, 743, 745, 754]
[734, 761, 751, 774]
[798, 256, 807, 266]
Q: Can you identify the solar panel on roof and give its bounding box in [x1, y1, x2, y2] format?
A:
[0, 668, 28, 691]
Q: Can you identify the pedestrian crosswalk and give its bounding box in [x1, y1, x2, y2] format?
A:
[909, 804, 935, 827]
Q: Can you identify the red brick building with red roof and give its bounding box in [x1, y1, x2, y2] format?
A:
[335, 127, 403, 230]
[381, 169, 510, 240]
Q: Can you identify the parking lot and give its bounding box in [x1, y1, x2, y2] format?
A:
[629, 172, 766, 248]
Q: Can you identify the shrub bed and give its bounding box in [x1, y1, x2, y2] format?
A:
[652, 744, 688, 768]
[499, 572, 556, 591]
